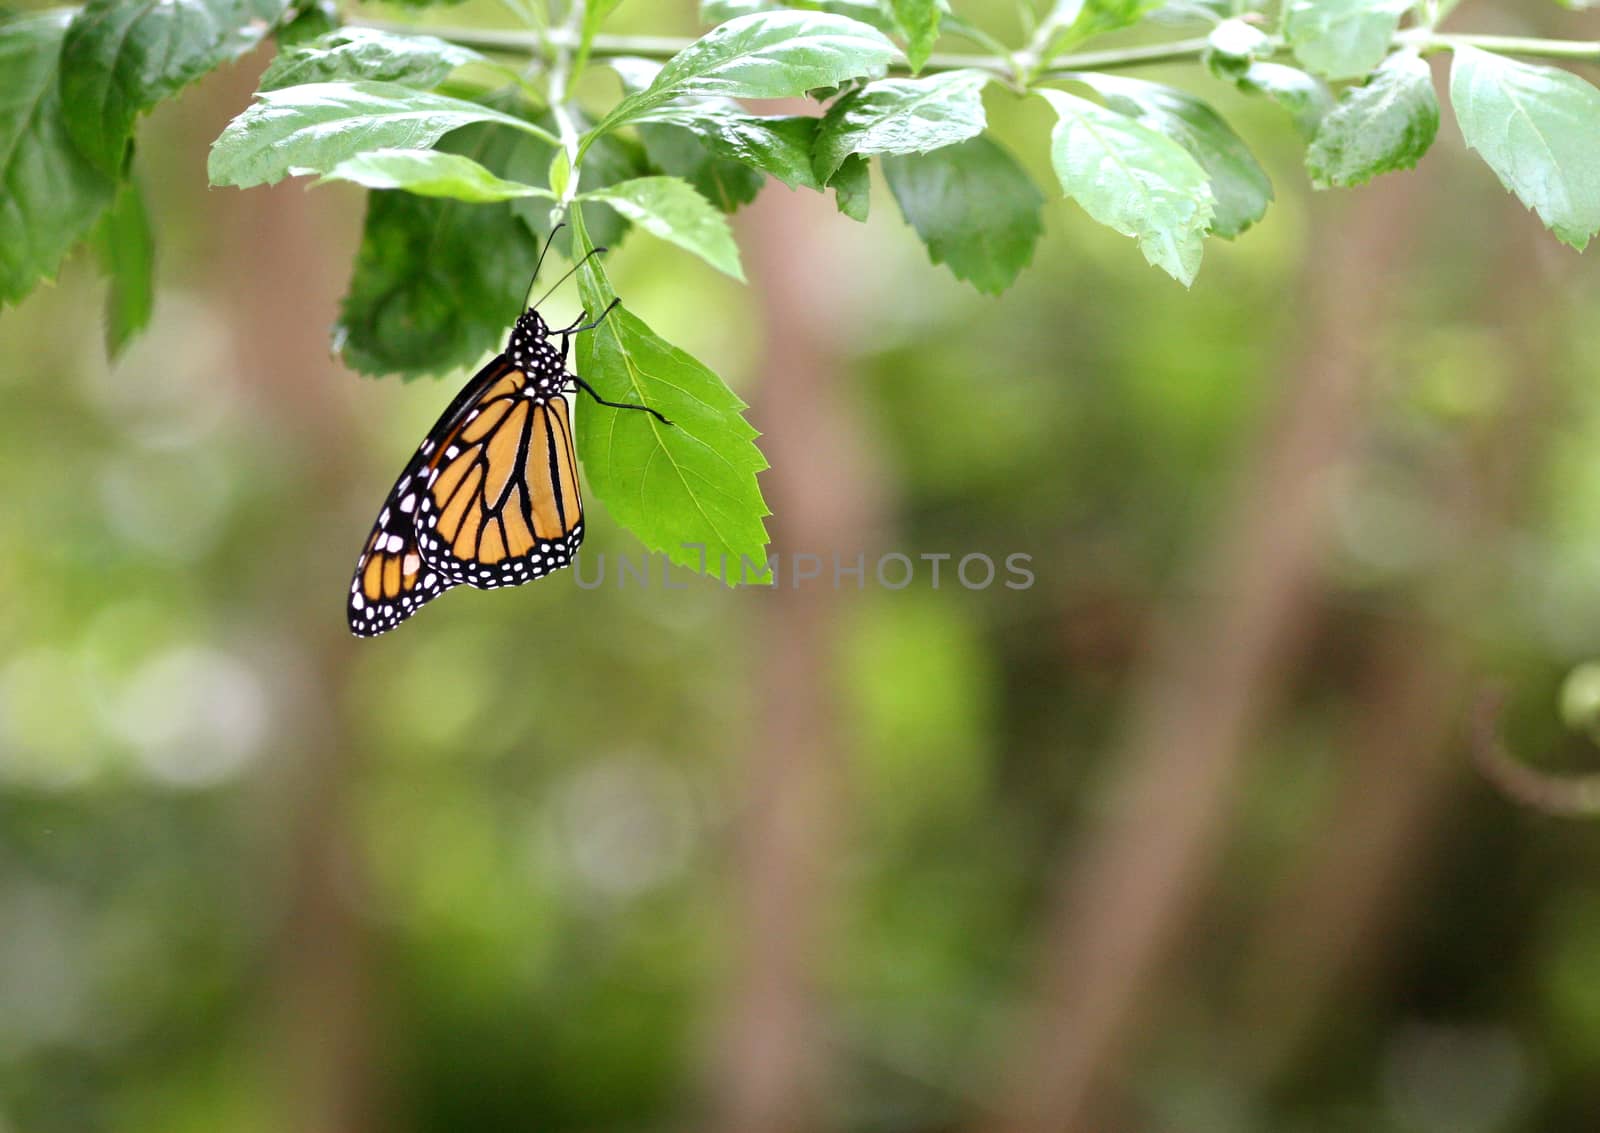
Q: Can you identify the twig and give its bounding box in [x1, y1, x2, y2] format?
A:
[543, 0, 586, 215]
[347, 18, 1600, 78]
[1469, 688, 1600, 817]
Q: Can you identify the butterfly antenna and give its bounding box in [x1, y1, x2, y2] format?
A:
[521, 222, 564, 309]
[529, 244, 608, 312]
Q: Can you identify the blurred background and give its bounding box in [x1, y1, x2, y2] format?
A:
[7, 1, 1600, 1131]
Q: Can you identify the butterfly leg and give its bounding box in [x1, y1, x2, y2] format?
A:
[571, 376, 672, 425]
[557, 297, 623, 367]
[569, 298, 621, 334]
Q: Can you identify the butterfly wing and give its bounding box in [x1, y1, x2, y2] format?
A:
[345, 354, 524, 637]
[347, 505, 453, 637]
[416, 382, 585, 590]
[347, 352, 585, 635]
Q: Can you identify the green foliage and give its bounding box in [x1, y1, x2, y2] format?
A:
[882, 135, 1043, 294]
[582, 176, 744, 280]
[890, 0, 942, 72]
[1305, 50, 1437, 189]
[319, 148, 553, 202]
[699, 0, 907, 38]
[1283, 0, 1414, 81]
[11, 0, 1600, 576]
[813, 70, 989, 183]
[1450, 46, 1600, 251]
[207, 81, 555, 188]
[566, 127, 650, 249]
[638, 123, 766, 212]
[0, 11, 115, 306]
[571, 212, 771, 582]
[1043, 0, 1164, 58]
[595, 11, 896, 134]
[61, 0, 289, 175]
[259, 27, 484, 91]
[1234, 61, 1334, 139]
[335, 121, 546, 379]
[1038, 88, 1214, 286]
[93, 178, 154, 358]
[1204, 18, 1270, 80]
[273, 0, 340, 47]
[636, 107, 823, 193]
[579, 0, 624, 64]
[1069, 74, 1271, 238]
[830, 152, 873, 220]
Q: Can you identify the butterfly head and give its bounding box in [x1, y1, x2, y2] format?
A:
[507, 309, 567, 393]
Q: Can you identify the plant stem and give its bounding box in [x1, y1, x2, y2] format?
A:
[1400, 29, 1600, 61]
[544, 0, 585, 216]
[348, 18, 1600, 77]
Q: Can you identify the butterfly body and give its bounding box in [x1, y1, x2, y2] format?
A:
[346, 257, 667, 639]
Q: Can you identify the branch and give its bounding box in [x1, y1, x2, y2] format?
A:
[1470, 688, 1600, 817]
[1408, 30, 1600, 62]
[349, 19, 1600, 79]
[544, 0, 585, 214]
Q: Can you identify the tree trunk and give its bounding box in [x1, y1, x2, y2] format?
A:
[711, 181, 882, 1133]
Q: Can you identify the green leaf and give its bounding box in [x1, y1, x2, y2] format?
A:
[94, 178, 155, 358]
[274, 0, 340, 48]
[639, 124, 767, 212]
[581, 0, 625, 62]
[597, 11, 896, 135]
[207, 80, 554, 188]
[504, 116, 647, 253]
[813, 0, 902, 35]
[891, 0, 941, 71]
[336, 121, 545, 378]
[700, 0, 772, 19]
[575, 131, 650, 250]
[1038, 87, 1214, 286]
[813, 70, 988, 183]
[582, 175, 745, 280]
[1072, 0, 1163, 41]
[1236, 61, 1334, 139]
[1283, 0, 1413, 81]
[1070, 74, 1271, 238]
[1450, 45, 1600, 250]
[259, 27, 483, 91]
[571, 212, 771, 581]
[1044, 0, 1164, 57]
[318, 148, 554, 202]
[638, 106, 823, 191]
[832, 152, 872, 220]
[883, 135, 1043, 294]
[61, 0, 291, 176]
[699, 0, 909, 35]
[1160, 0, 1234, 17]
[1204, 17, 1270, 81]
[1305, 50, 1437, 189]
[0, 11, 116, 307]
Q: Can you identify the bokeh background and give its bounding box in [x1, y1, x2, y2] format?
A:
[7, 1, 1600, 1131]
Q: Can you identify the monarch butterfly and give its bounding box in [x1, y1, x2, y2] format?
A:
[347, 234, 669, 638]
